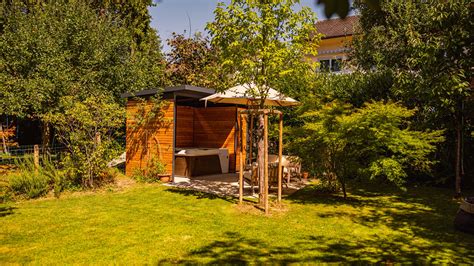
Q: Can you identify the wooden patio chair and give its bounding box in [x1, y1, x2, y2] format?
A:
[268, 154, 302, 184]
[243, 162, 258, 195]
[269, 162, 288, 189]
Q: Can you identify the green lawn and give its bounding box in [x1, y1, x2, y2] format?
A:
[1, 182, 473, 264]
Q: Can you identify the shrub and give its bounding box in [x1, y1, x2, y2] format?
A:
[43, 96, 124, 188]
[292, 100, 445, 198]
[132, 157, 167, 183]
[7, 157, 65, 199]
[8, 171, 50, 199]
[0, 175, 13, 202]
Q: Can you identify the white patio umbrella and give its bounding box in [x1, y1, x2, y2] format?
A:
[200, 83, 299, 107]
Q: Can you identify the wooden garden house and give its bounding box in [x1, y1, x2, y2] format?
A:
[122, 85, 246, 179]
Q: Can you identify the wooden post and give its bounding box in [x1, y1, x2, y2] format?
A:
[95, 132, 101, 145]
[264, 114, 269, 214]
[0, 124, 8, 154]
[34, 144, 40, 172]
[238, 113, 244, 204]
[278, 113, 283, 203]
[249, 114, 254, 164]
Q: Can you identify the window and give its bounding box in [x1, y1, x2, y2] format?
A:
[319, 60, 331, 72]
[331, 59, 342, 72]
[318, 58, 343, 73]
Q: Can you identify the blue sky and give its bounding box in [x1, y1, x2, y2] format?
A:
[149, 0, 351, 51]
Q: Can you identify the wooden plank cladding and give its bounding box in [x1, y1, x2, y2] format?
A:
[176, 106, 194, 148]
[125, 99, 174, 176]
[194, 107, 238, 172]
[175, 106, 241, 172]
[125, 98, 245, 176]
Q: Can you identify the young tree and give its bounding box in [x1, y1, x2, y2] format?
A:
[351, 0, 473, 196]
[299, 100, 444, 198]
[43, 96, 123, 188]
[207, 0, 320, 203]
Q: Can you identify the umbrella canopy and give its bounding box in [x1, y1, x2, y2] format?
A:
[200, 84, 299, 107]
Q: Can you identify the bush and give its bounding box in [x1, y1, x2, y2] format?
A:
[44, 96, 124, 188]
[8, 171, 50, 199]
[291, 100, 445, 198]
[6, 157, 65, 199]
[0, 175, 13, 202]
[132, 157, 167, 183]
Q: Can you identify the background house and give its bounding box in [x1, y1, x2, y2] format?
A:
[314, 16, 359, 73]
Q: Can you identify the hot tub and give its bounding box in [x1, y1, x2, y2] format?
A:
[175, 148, 229, 177]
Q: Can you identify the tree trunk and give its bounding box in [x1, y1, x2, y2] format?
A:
[257, 113, 265, 204]
[455, 114, 462, 198]
[41, 122, 51, 154]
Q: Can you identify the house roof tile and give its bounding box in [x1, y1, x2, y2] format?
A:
[315, 16, 359, 39]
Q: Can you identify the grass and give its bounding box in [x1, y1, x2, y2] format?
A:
[1, 181, 473, 264]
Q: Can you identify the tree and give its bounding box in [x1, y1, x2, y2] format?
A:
[351, 0, 473, 196]
[43, 96, 123, 188]
[0, 0, 164, 148]
[207, 0, 320, 203]
[165, 32, 227, 89]
[298, 100, 444, 198]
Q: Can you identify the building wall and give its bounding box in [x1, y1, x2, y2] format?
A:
[314, 35, 353, 61]
[176, 106, 194, 148]
[125, 99, 175, 176]
[126, 100, 246, 175]
[194, 107, 238, 172]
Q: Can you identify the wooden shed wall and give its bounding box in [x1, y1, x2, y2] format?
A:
[126, 101, 245, 176]
[176, 106, 194, 148]
[193, 107, 239, 172]
[125, 99, 175, 176]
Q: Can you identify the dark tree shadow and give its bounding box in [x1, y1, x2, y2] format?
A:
[286, 182, 474, 262]
[162, 182, 474, 263]
[164, 187, 238, 204]
[157, 231, 451, 264]
[0, 205, 17, 217]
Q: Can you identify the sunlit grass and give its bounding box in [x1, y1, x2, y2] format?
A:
[1, 182, 473, 264]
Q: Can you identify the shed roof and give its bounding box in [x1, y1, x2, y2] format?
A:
[121, 85, 215, 99]
[315, 15, 359, 39]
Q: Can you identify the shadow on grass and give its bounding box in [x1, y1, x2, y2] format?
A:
[163, 182, 474, 263]
[0, 205, 17, 217]
[286, 182, 474, 262]
[164, 187, 238, 204]
[158, 231, 447, 264]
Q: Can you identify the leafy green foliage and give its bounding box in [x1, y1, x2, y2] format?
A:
[2, 1, 126, 117]
[1, 0, 165, 190]
[165, 32, 228, 89]
[294, 100, 444, 197]
[207, 0, 320, 100]
[132, 157, 167, 183]
[6, 157, 64, 199]
[43, 96, 123, 188]
[207, 0, 321, 202]
[351, 0, 473, 194]
[8, 171, 49, 200]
